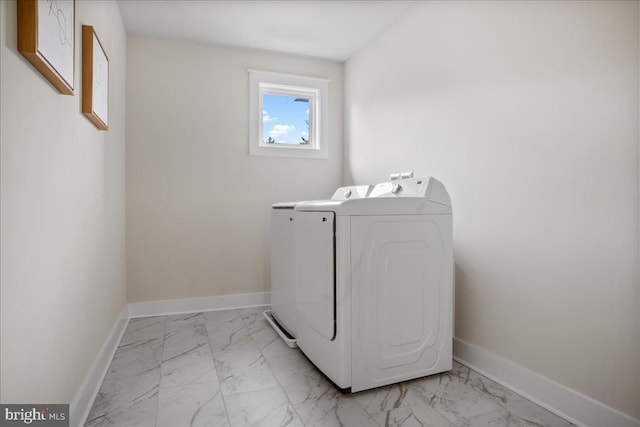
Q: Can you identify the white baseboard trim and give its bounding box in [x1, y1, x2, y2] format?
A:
[128, 291, 271, 318]
[453, 337, 639, 427]
[70, 305, 130, 427]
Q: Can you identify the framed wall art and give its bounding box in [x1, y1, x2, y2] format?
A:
[17, 0, 75, 95]
[82, 25, 108, 131]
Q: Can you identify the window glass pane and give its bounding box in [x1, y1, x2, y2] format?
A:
[262, 93, 310, 145]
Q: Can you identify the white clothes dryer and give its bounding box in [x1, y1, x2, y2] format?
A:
[265, 185, 372, 347]
[294, 177, 453, 392]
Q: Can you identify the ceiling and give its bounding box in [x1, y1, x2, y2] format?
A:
[118, 1, 415, 61]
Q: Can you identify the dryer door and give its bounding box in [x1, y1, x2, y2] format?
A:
[296, 211, 336, 340]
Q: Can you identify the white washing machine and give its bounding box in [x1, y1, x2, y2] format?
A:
[267, 201, 299, 345]
[265, 185, 372, 347]
[294, 177, 453, 392]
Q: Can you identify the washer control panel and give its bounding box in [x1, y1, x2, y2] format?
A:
[369, 177, 430, 198]
[331, 185, 372, 200]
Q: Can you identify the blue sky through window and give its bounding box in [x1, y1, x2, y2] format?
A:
[262, 94, 310, 145]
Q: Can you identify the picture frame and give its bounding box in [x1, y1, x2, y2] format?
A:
[17, 0, 75, 95]
[82, 25, 109, 131]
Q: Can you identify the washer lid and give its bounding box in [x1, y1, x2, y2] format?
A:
[272, 185, 371, 209]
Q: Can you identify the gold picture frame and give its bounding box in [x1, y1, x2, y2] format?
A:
[17, 0, 75, 95]
[82, 25, 109, 131]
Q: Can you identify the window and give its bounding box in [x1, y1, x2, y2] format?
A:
[249, 70, 329, 159]
[262, 91, 312, 146]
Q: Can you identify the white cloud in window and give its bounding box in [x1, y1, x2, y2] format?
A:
[301, 131, 308, 138]
[269, 124, 295, 138]
[263, 110, 277, 123]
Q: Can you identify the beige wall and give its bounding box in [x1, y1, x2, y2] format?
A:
[345, 0, 639, 418]
[0, 0, 127, 404]
[126, 36, 343, 302]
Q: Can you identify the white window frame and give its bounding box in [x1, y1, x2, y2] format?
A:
[249, 69, 329, 159]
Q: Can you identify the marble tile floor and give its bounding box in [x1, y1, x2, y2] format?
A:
[86, 307, 574, 427]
